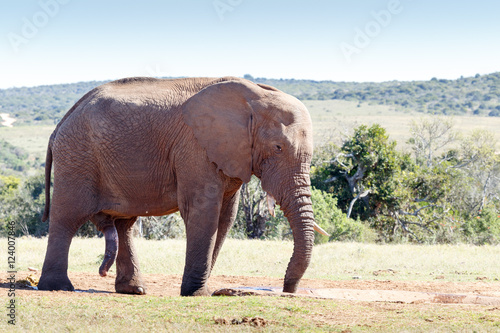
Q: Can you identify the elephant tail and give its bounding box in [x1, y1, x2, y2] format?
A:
[42, 135, 54, 222]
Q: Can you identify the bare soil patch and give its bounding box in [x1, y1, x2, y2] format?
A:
[3, 271, 500, 304]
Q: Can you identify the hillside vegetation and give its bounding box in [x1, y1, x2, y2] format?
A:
[253, 72, 500, 116]
[0, 73, 499, 125]
[0, 80, 106, 125]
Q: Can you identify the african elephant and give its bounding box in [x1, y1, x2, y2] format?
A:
[38, 76, 326, 296]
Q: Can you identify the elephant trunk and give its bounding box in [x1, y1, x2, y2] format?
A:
[265, 163, 315, 293]
[99, 224, 119, 277]
[280, 191, 315, 293]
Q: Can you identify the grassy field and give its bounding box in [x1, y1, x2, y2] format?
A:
[302, 100, 500, 149]
[13, 292, 500, 332]
[0, 125, 54, 156]
[2, 238, 500, 332]
[14, 237, 500, 282]
[1, 101, 499, 166]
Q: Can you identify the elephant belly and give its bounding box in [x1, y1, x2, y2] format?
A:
[99, 175, 179, 218]
[100, 196, 179, 218]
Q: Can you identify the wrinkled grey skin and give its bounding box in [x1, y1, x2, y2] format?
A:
[38, 76, 315, 296]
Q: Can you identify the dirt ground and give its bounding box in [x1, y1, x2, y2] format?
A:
[3, 271, 500, 305]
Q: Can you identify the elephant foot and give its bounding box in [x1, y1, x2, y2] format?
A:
[181, 284, 211, 296]
[283, 278, 299, 294]
[115, 280, 146, 295]
[38, 274, 75, 292]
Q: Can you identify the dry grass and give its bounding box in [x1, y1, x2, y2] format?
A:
[12, 237, 500, 283]
[0, 125, 54, 155]
[3, 237, 500, 332]
[8, 293, 500, 332]
[303, 100, 500, 150]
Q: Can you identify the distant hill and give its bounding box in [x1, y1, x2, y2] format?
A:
[0, 73, 499, 125]
[252, 73, 500, 117]
[0, 80, 107, 125]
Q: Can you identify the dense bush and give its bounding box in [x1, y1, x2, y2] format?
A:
[230, 179, 374, 243]
[311, 124, 406, 221]
[310, 188, 375, 244]
[462, 208, 500, 245]
[0, 139, 29, 173]
[136, 214, 185, 240]
[311, 122, 500, 244]
[0, 174, 47, 236]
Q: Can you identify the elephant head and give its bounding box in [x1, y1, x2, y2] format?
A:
[182, 78, 325, 292]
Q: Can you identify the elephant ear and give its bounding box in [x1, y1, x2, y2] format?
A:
[182, 80, 259, 183]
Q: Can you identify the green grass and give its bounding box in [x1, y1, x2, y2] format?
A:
[11, 293, 500, 332]
[4, 238, 500, 332]
[14, 238, 500, 283]
[0, 125, 54, 156]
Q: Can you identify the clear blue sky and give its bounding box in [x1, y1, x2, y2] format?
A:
[1, 0, 499, 88]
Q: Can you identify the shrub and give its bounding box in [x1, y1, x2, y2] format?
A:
[0, 173, 47, 236]
[136, 214, 185, 240]
[462, 208, 500, 245]
[311, 188, 375, 244]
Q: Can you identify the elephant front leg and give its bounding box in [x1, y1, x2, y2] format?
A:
[114, 217, 146, 295]
[210, 190, 240, 272]
[180, 194, 222, 296]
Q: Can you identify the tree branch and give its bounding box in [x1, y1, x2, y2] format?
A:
[347, 189, 370, 218]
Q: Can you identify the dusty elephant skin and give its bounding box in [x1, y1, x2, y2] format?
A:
[38, 76, 316, 296]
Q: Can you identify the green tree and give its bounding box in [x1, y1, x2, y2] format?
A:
[398, 125, 500, 244]
[455, 129, 500, 215]
[407, 116, 457, 167]
[312, 124, 403, 220]
[0, 173, 47, 236]
[233, 176, 270, 239]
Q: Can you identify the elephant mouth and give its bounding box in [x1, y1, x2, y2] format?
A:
[266, 194, 277, 217]
[265, 193, 330, 237]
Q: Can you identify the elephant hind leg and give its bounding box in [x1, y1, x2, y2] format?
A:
[114, 217, 146, 295]
[38, 211, 89, 291]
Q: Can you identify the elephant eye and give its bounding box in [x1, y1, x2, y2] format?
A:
[275, 145, 283, 153]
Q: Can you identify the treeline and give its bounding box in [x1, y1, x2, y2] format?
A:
[2, 118, 499, 244]
[0, 80, 106, 125]
[1, 73, 499, 125]
[251, 73, 500, 116]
